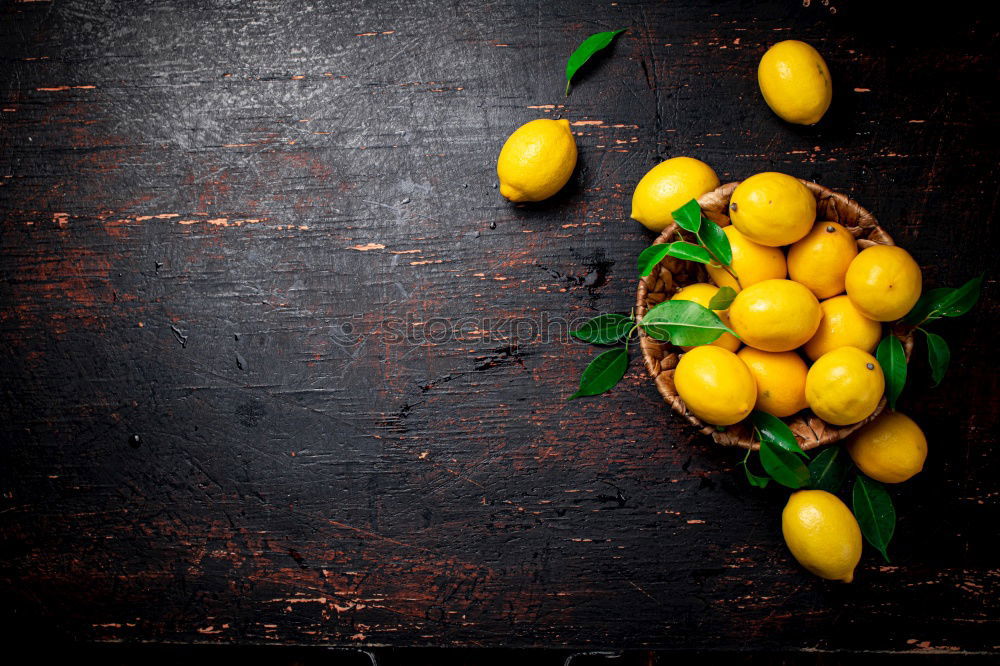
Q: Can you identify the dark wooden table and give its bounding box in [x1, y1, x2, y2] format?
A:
[1, 0, 997, 656]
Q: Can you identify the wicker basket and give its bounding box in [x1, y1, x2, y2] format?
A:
[635, 180, 915, 451]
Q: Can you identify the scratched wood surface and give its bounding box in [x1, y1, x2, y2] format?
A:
[0, 0, 997, 653]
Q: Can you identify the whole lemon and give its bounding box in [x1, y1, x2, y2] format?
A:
[674, 346, 756, 426]
[846, 411, 927, 483]
[845, 245, 923, 322]
[737, 348, 809, 418]
[758, 40, 833, 125]
[728, 279, 821, 352]
[729, 172, 816, 246]
[706, 225, 787, 292]
[787, 221, 858, 299]
[631, 157, 720, 232]
[497, 118, 577, 202]
[804, 295, 882, 361]
[671, 283, 741, 352]
[782, 490, 862, 582]
[806, 347, 885, 426]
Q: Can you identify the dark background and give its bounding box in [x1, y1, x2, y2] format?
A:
[1, 0, 997, 659]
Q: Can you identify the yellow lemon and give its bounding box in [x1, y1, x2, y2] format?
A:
[782, 490, 862, 582]
[806, 347, 885, 426]
[758, 40, 833, 125]
[706, 225, 787, 292]
[729, 172, 816, 246]
[497, 118, 577, 202]
[804, 295, 882, 361]
[671, 283, 740, 352]
[846, 411, 927, 483]
[845, 244, 923, 322]
[736, 348, 809, 418]
[631, 157, 720, 232]
[728, 279, 821, 352]
[674, 346, 756, 426]
[787, 221, 858, 299]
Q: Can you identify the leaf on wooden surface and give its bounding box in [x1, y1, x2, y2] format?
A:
[808, 446, 852, 493]
[565, 28, 627, 95]
[569, 347, 629, 399]
[571, 313, 633, 345]
[852, 473, 896, 563]
[924, 330, 950, 387]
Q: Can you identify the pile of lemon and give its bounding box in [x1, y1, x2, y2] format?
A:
[495, 40, 931, 583]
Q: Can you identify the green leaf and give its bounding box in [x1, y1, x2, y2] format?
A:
[671, 199, 702, 234]
[876, 334, 906, 409]
[571, 313, 633, 345]
[742, 461, 771, 489]
[934, 274, 984, 317]
[697, 218, 733, 266]
[751, 410, 806, 456]
[569, 347, 629, 399]
[565, 28, 627, 96]
[852, 474, 896, 563]
[808, 446, 852, 493]
[640, 299, 737, 346]
[902, 275, 984, 324]
[664, 241, 713, 265]
[707, 286, 737, 311]
[759, 438, 810, 489]
[924, 330, 950, 387]
[637, 244, 673, 277]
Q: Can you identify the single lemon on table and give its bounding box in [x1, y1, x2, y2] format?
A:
[846, 411, 927, 483]
[630, 157, 720, 232]
[497, 118, 577, 202]
[782, 490, 862, 582]
[804, 294, 882, 361]
[729, 172, 816, 247]
[805, 346, 885, 426]
[845, 244, 923, 322]
[728, 279, 821, 352]
[787, 221, 858, 299]
[758, 40, 833, 125]
[706, 225, 787, 292]
[673, 346, 756, 426]
[671, 283, 740, 352]
[737, 348, 809, 418]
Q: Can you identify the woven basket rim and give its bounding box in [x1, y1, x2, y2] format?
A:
[635, 179, 915, 451]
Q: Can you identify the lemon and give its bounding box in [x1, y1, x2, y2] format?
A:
[631, 157, 720, 232]
[845, 245, 923, 322]
[758, 40, 833, 125]
[806, 347, 885, 426]
[729, 172, 816, 247]
[737, 348, 809, 418]
[706, 225, 787, 292]
[804, 295, 882, 361]
[674, 346, 756, 426]
[787, 221, 858, 299]
[728, 279, 821, 352]
[671, 283, 740, 352]
[782, 490, 862, 582]
[846, 411, 927, 483]
[497, 118, 577, 202]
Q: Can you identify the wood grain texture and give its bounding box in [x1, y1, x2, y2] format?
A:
[1, 0, 997, 653]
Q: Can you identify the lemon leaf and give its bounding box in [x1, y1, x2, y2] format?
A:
[697, 218, 733, 266]
[565, 28, 627, 96]
[707, 286, 737, 311]
[569, 347, 629, 399]
[670, 199, 702, 233]
[924, 330, 950, 387]
[640, 299, 736, 346]
[637, 244, 673, 277]
[741, 459, 771, 489]
[759, 438, 810, 489]
[571, 313, 633, 345]
[751, 410, 805, 457]
[876, 334, 906, 409]
[852, 473, 895, 563]
[901, 274, 983, 325]
[808, 446, 852, 493]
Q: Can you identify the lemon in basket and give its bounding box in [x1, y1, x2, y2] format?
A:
[737, 348, 809, 418]
[804, 295, 882, 361]
[845, 245, 923, 322]
[805, 347, 885, 426]
[673, 346, 756, 426]
[706, 225, 787, 292]
[729, 172, 816, 247]
[670, 283, 740, 352]
[787, 221, 858, 299]
[728, 279, 821, 352]
[631, 157, 720, 232]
